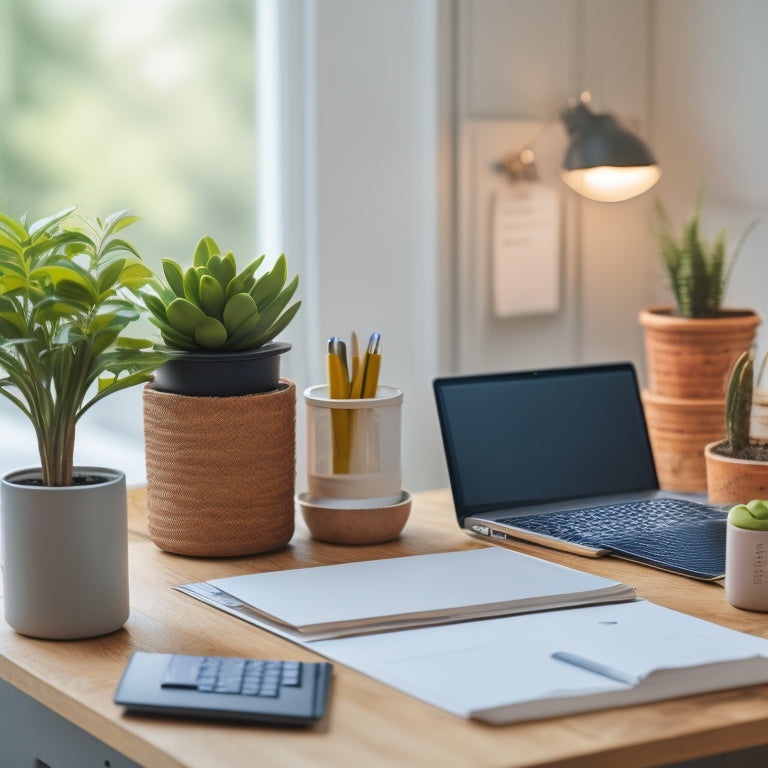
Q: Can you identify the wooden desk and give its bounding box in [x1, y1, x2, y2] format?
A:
[3, 488, 768, 768]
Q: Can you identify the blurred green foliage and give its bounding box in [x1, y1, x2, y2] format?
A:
[0, 0, 256, 273]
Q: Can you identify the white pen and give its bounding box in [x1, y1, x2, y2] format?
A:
[551, 651, 639, 686]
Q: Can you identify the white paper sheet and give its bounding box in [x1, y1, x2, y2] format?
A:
[312, 600, 768, 722]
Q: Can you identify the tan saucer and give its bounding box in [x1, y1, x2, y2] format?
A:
[296, 491, 412, 545]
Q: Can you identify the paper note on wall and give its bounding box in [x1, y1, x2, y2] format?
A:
[492, 186, 560, 317]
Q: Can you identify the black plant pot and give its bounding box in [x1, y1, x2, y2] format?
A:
[151, 341, 291, 397]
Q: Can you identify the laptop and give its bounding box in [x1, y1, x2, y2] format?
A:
[433, 362, 728, 580]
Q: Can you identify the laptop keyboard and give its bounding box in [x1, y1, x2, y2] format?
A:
[497, 497, 728, 579]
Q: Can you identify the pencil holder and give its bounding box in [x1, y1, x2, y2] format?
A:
[298, 384, 410, 545]
[303, 384, 403, 506]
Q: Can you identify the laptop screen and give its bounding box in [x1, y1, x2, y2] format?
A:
[433, 363, 658, 521]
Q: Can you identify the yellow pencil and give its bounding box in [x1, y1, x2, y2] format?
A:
[327, 339, 351, 473]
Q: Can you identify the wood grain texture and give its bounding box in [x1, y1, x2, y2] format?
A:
[2, 487, 768, 767]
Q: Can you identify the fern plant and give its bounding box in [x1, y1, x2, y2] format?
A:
[0, 207, 171, 486]
[655, 188, 756, 318]
[142, 237, 301, 352]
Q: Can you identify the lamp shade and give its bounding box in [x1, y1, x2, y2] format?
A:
[559, 102, 660, 202]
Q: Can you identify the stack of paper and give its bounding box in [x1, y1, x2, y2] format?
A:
[180, 548, 635, 640]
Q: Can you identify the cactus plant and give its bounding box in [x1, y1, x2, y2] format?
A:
[725, 350, 753, 455]
[143, 236, 301, 352]
[655, 188, 757, 318]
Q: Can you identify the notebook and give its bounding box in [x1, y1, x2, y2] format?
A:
[433, 362, 728, 580]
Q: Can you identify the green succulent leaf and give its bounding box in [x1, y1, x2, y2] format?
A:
[223, 305, 266, 348]
[251, 253, 287, 310]
[166, 297, 206, 336]
[222, 292, 259, 334]
[159, 326, 196, 349]
[193, 235, 219, 267]
[194, 316, 228, 349]
[199, 274, 225, 318]
[162, 259, 186, 298]
[142, 292, 169, 323]
[183, 266, 201, 305]
[204, 253, 234, 292]
[225, 255, 264, 301]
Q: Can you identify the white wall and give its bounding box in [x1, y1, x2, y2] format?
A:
[453, 0, 657, 382]
[652, 0, 768, 355]
[285, 0, 447, 494]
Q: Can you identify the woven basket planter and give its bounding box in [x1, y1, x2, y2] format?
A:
[143, 380, 296, 556]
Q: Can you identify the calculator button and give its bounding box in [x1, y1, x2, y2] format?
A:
[161, 655, 204, 689]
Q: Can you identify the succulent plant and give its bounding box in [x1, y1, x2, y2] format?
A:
[143, 237, 301, 352]
[655, 187, 757, 319]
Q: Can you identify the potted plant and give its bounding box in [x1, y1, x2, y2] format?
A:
[139, 237, 302, 556]
[143, 236, 300, 396]
[704, 350, 768, 505]
[640, 188, 760, 494]
[0, 206, 169, 638]
[640, 188, 760, 399]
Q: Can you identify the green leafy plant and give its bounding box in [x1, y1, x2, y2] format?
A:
[655, 188, 757, 318]
[142, 237, 301, 352]
[0, 206, 171, 486]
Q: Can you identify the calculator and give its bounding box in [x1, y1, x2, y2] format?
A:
[114, 652, 333, 725]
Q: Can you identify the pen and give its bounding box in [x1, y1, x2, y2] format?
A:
[551, 651, 639, 686]
[361, 332, 381, 399]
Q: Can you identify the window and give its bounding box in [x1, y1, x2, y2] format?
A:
[0, 0, 259, 484]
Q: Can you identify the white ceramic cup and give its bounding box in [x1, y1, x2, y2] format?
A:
[304, 384, 403, 508]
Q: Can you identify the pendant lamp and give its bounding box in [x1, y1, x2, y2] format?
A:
[559, 99, 660, 202]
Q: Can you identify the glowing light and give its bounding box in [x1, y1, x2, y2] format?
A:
[560, 164, 661, 203]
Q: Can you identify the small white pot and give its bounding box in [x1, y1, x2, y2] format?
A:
[725, 522, 768, 612]
[1, 467, 129, 639]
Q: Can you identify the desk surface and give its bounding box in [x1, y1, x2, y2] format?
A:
[2, 488, 768, 768]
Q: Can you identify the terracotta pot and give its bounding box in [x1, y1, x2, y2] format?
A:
[704, 440, 768, 506]
[642, 391, 725, 493]
[639, 306, 760, 399]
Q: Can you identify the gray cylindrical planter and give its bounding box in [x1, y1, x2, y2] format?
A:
[1, 467, 129, 639]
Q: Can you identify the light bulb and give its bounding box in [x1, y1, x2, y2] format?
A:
[560, 164, 661, 203]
